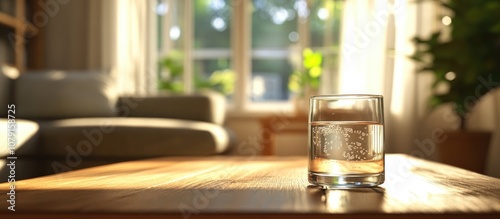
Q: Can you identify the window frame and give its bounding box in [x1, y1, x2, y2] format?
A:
[159, 0, 338, 114]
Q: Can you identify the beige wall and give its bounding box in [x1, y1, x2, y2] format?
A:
[42, 0, 92, 70]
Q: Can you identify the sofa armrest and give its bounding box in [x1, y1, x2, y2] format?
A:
[117, 91, 226, 125]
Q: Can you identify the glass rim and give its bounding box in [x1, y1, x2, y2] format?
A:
[310, 94, 383, 100]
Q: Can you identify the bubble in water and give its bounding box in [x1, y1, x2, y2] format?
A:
[310, 122, 383, 162]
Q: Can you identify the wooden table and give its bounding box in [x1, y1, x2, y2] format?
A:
[1, 154, 499, 218]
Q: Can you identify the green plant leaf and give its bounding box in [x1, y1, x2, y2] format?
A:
[308, 66, 322, 78]
[490, 23, 500, 33]
[410, 0, 500, 130]
[303, 52, 322, 69]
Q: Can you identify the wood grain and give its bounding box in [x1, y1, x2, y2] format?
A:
[1, 154, 499, 219]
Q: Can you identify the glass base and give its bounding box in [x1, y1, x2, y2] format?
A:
[308, 172, 384, 188]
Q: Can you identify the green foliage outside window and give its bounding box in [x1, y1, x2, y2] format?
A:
[158, 50, 184, 93]
[288, 48, 323, 97]
[158, 51, 235, 95]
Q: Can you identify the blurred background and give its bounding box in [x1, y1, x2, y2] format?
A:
[1, 0, 499, 177]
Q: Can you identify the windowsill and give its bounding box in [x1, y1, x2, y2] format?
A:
[226, 102, 296, 118]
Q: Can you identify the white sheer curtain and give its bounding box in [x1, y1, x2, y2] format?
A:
[88, 0, 157, 96]
[331, 0, 500, 177]
[337, 0, 391, 95]
[330, 0, 417, 154]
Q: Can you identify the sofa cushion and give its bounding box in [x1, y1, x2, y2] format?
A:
[0, 65, 19, 117]
[118, 91, 226, 125]
[38, 117, 230, 159]
[15, 70, 117, 119]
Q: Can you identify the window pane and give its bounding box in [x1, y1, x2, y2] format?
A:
[193, 0, 233, 99]
[251, 0, 298, 103]
[156, 0, 185, 50]
[309, 0, 343, 95]
[194, 0, 231, 48]
[157, 0, 185, 93]
[249, 0, 343, 103]
[310, 0, 343, 47]
[194, 58, 234, 100]
[252, 0, 297, 48]
[251, 58, 292, 102]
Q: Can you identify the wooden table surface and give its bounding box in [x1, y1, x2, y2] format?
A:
[1, 154, 500, 219]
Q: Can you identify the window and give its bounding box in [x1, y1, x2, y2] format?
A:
[156, 0, 342, 112]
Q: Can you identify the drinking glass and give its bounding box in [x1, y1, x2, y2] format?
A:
[308, 95, 385, 188]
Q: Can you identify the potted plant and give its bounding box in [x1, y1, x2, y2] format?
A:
[412, 0, 500, 173]
[288, 48, 323, 115]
